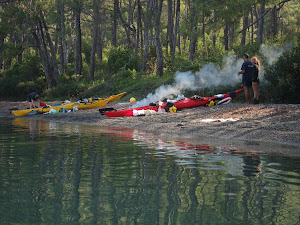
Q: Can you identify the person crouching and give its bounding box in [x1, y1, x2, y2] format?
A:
[27, 92, 40, 109]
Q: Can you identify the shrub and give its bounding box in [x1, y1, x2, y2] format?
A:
[44, 79, 89, 99]
[263, 37, 300, 103]
[107, 46, 139, 73]
[0, 55, 46, 100]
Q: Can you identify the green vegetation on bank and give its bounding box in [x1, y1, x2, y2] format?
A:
[0, 37, 300, 103]
[0, 0, 299, 103]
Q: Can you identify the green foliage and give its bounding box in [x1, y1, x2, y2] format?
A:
[0, 55, 46, 100]
[107, 46, 139, 73]
[263, 37, 300, 103]
[44, 76, 89, 99]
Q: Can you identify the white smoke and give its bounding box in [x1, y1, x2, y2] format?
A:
[132, 44, 292, 108]
[133, 53, 243, 107]
[260, 43, 292, 65]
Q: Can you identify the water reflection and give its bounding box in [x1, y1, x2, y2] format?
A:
[0, 118, 299, 224]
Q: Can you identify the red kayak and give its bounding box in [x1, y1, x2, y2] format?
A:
[104, 88, 243, 117]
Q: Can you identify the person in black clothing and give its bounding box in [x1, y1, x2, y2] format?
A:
[238, 54, 254, 104]
[251, 57, 260, 104]
[27, 92, 40, 109]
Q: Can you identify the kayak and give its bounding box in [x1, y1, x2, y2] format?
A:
[108, 92, 127, 102]
[11, 92, 126, 116]
[75, 98, 110, 110]
[104, 88, 243, 118]
[11, 102, 75, 117]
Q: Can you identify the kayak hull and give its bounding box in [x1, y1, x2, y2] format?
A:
[11, 92, 126, 116]
[104, 88, 243, 118]
[11, 102, 75, 117]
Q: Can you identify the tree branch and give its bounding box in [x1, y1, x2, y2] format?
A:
[238, 0, 293, 34]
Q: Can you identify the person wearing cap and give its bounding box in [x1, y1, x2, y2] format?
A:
[238, 54, 254, 104]
[27, 92, 40, 109]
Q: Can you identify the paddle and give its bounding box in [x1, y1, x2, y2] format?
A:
[99, 108, 115, 115]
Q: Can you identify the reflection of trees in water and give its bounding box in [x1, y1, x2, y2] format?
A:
[0, 122, 300, 224]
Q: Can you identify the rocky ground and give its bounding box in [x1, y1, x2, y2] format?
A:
[1, 101, 299, 149]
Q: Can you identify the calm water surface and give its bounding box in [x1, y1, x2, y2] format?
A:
[0, 118, 300, 225]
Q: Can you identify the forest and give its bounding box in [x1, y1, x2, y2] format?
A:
[0, 0, 299, 102]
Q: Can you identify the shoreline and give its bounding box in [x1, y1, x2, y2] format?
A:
[1, 101, 300, 155]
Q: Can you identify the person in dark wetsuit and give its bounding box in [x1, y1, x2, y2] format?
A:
[238, 54, 254, 104]
[251, 57, 260, 104]
[27, 92, 40, 109]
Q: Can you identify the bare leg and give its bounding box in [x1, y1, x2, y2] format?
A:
[252, 82, 259, 100]
[243, 86, 252, 104]
[29, 100, 34, 109]
[247, 87, 252, 104]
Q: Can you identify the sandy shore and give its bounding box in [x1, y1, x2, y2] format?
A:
[1, 101, 300, 149]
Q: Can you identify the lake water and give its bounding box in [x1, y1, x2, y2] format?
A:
[0, 118, 300, 225]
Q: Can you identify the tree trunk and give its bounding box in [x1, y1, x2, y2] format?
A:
[224, 22, 229, 51]
[43, 19, 60, 81]
[137, 0, 142, 51]
[271, 6, 278, 39]
[89, 0, 100, 80]
[257, 2, 265, 44]
[241, 12, 248, 47]
[57, 0, 66, 73]
[167, 0, 174, 56]
[32, 29, 53, 88]
[97, 24, 103, 61]
[189, 0, 198, 62]
[141, 0, 153, 71]
[112, 0, 119, 47]
[230, 23, 235, 48]
[212, 10, 217, 47]
[251, 7, 254, 44]
[172, 0, 180, 55]
[202, 15, 206, 50]
[75, 7, 82, 75]
[153, 0, 164, 76]
[17, 34, 23, 64]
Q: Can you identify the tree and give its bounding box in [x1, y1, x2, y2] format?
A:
[74, 0, 83, 76]
[89, 0, 101, 80]
[257, 1, 265, 44]
[153, 0, 164, 76]
[112, 0, 119, 47]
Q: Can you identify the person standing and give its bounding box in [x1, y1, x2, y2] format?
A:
[27, 92, 40, 109]
[251, 57, 260, 104]
[238, 54, 254, 104]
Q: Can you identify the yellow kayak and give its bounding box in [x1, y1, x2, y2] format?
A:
[75, 98, 110, 110]
[11, 92, 126, 116]
[11, 102, 75, 117]
[107, 92, 127, 102]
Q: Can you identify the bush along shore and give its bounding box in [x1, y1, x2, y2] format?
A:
[1, 37, 300, 104]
